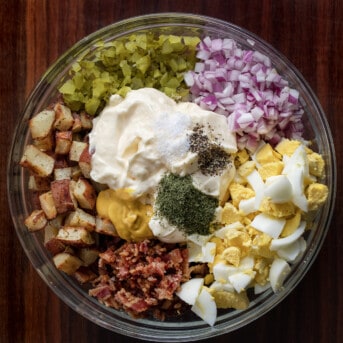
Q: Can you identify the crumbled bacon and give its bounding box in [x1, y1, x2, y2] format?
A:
[89, 239, 190, 319]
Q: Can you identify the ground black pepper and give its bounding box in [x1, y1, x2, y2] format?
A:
[189, 124, 231, 175]
[155, 173, 218, 236]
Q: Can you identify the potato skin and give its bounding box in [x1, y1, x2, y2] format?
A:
[50, 179, 77, 214]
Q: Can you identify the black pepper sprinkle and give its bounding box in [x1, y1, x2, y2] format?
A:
[189, 124, 231, 175]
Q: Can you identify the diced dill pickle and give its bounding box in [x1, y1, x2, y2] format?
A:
[73, 73, 85, 89]
[183, 36, 201, 47]
[134, 33, 148, 49]
[85, 98, 101, 115]
[131, 77, 144, 89]
[119, 60, 131, 77]
[161, 40, 174, 54]
[116, 86, 131, 97]
[59, 80, 75, 95]
[165, 77, 180, 89]
[58, 33, 200, 115]
[136, 55, 151, 74]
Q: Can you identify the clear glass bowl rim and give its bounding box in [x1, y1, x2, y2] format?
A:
[7, 12, 337, 342]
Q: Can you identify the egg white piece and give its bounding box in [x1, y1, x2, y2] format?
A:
[276, 237, 306, 262]
[191, 288, 217, 326]
[214, 222, 244, 239]
[229, 272, 255, 293]
[282, 145, 309, 176]
[269, 258, 291, 292]
[176, 278, 204, 305]
[264, 175, 293, 203]
[270, 221, 306, 250]
[187, 241, 203, 262]
[250, 213, 286, 239]
[213, 261, 236, 282]
[188, 241, 216, 263]
[202, 242, 216, 263]
[286, 168, 308, 212]
[239, 197, 256, 214]
[254, 282, 271, 295]
[209, 280, 235, 292]
[237, 256, 253, 270]
[246, 169, 265, 210]
[282, 144, 309, 212]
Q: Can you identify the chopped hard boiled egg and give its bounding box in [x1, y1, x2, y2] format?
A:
[250, 213, 286, 239]
[213, 261, 234, 283]
[191, 287, 217, 326]
[200, 138, 328, 321]
[246, 169, 265, 210]
[270, 221, 306, 250]
[269, 258, 291, 292]
[229, 272, 255, 293]
[264, 175, 293, 203]
[176, 278, 204, 305]
[188, 240, 216, 263]
[306, 183, 329, 211]
[276, 237, 306, 262]
[211, 290, 249, 310]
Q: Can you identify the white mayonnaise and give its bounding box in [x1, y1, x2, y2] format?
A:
[89, 88, 237, 199]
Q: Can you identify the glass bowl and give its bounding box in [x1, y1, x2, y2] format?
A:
[7, 13, 336, 342]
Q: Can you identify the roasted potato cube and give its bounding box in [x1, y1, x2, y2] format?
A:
[74, 267, 97, 283]
[53, 252, 83, 275]
[33, 134, 54, 152]
[55, 131, 73, 155]
[29, 109, 55, 140]
[44, 224, 65, 255]
[44, 223, 59, 242]
[24, 209, 47, 232]
[56, 226, 95, 247]
[65, 208, 96, 231]
[53, 103, 74, 131]
[20, 144, 55, 177]
[69, 141, 88, 162]
[28, 175, 51, 191]
[79, 145, 91, 178]
[39, 191, 57, 219]
[48, 214, 65, 229]
[45, 239, 66, 256]
[71, 165, 83, 180]
[54, 167, 72, 180]
[95, 217, 118, 236]
[72, 113, 82, 133]
[54, 157, 69, 169]
[80, 112, 93, 130]
[50, 179, 77, 214]
[78, 247, 99, 266]
[73, 178, 96, 210]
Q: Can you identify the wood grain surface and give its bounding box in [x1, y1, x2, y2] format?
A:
[1, 1, 342, 342]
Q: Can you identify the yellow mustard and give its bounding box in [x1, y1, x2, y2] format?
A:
[96, 188, 154, 242]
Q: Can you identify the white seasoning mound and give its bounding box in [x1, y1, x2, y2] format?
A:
[153, 111, 191, 165]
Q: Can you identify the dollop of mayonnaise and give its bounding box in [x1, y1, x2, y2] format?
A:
[89, 88, 237, 199]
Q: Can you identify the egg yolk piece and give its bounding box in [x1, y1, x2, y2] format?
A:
[96, 188, 154, 241]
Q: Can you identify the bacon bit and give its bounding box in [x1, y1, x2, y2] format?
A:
[89, 239, 189, 319]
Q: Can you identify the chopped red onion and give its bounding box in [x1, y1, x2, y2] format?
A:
[185, 37, 304, 151]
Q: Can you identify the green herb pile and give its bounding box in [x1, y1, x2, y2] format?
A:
[155, 173, 218, 236]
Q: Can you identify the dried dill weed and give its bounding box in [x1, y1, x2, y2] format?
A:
[155, 173, 218, 235]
